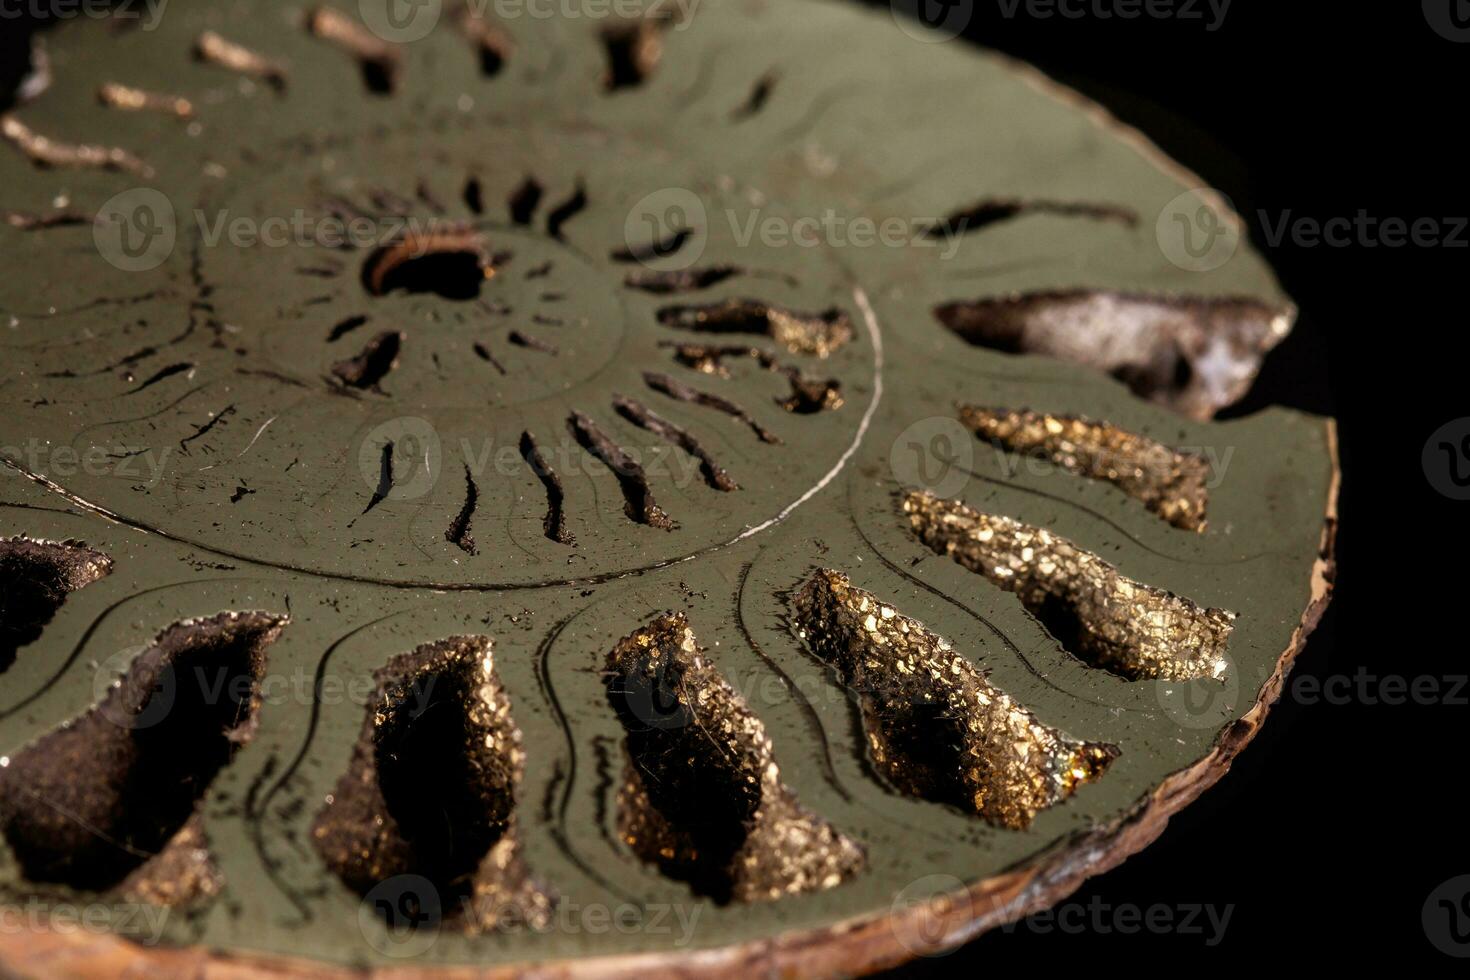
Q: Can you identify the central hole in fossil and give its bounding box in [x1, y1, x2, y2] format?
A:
[361, 231, 499, 301]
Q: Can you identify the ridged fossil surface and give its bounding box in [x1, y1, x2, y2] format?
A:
[0, 0, 1335, 974]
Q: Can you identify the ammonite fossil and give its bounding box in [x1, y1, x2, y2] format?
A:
[0, 0, 1336, 975]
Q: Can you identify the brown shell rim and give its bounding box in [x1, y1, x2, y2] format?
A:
[0, 46, 1337, 976]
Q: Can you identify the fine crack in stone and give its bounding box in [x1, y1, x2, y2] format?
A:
[520, 431, 575, 546]
[933, 291, 1294, 419]
[923, 198, 1137, 238]
[792, 570, 1118, 830]
[331, 330, 402, 392]
[903, 491, 1234, 680]
[446, 465, 479, 555]
[960, 407, 1210, 531]
[0, 537, 113, 674]
[658, 300, 854, 358]
[613, 394, 738, 492]
[643, 371, 780, 444]
[0, 611, 286, 898]
[604, 614, 865, 903]
[568, 411, 677, 530]
[312, 636, 552, 932]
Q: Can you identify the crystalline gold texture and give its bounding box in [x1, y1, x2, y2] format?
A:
[904, 491, 1233, 681]
[793, 570, 1116, 830]
[605, 614, 864, 903]
[961, 407, 1210, 531]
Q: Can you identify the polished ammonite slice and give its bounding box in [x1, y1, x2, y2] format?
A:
[0, 0, 1334, 975]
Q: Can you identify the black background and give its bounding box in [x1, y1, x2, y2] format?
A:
[0, 0, 1458, 970]
[874, 0, 1460, 971]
